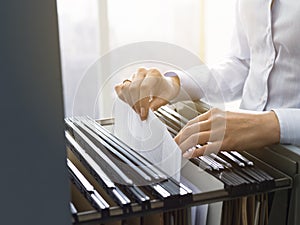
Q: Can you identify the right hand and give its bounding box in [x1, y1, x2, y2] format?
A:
[114, 68, 180, 120]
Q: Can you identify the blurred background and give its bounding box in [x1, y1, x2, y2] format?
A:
[57, 0, 235, 118]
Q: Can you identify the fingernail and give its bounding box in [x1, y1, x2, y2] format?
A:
[182, 151, 191, 158]
[182, 151, 193, 159]
[182, 147, 196, 158]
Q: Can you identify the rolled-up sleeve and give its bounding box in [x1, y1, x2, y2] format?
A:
[272, 108, 300, 146]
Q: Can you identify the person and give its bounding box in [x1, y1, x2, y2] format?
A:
[115, 0, 300, 158]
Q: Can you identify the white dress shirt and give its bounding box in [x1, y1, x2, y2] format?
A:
[176, 0, 300, 146]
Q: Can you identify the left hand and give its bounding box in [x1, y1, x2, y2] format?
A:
[174, 108, 280, 158]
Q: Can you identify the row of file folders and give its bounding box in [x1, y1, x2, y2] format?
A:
[65, 104, 292, 225]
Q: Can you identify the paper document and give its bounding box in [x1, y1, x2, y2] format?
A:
[113, 98, 181, 181]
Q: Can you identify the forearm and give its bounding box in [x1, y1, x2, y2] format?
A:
[247, 111, 280, 148]
[170, 57, 249, 105]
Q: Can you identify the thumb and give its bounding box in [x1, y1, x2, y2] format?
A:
[149, 96, 169, 111]
[138, 97, 150, 121]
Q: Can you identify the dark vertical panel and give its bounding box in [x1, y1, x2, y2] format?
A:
[0, 0, 70, 224]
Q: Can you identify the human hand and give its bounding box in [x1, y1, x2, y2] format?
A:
[174, 108, 280, 158]
[114, 68, 180, 120]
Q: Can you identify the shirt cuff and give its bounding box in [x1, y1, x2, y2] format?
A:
[168, 68, 226, 108]
[272, 108, 300, 146]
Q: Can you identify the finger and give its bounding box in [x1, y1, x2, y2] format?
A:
[204, 141, 222, 155]
[137, 69, 162, 120]
[131, 67, 146, 80]
[182, 141, 221, 158]
[114, 84, 126, 102]
[130, 68, 147, 113]
[182, 145, 206, 158]
[121, 80, 134, 106]
[144, 69, 164, 97]
[149, 96, 169, 111]
[131, 73, 136, 80]
[131, 68, 147, 81]
[175, 121, 211, 144]
[184, 110, 211, 128]
[176, 131, 210, 153]
[114, 80, 134, 107]
[138, 97, 150, 120]
[139, 68, 162, 99]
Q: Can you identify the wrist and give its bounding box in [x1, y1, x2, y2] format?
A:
[259, 111, 280, 145]
[162, 71, 181, 103]
[164, 71, 180, 86]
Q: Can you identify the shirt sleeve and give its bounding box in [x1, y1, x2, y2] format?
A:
[173, 0, 251, 103]
[272, 108, 300, 146]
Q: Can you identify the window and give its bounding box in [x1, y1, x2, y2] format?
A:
[57, 0, 236, 117]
